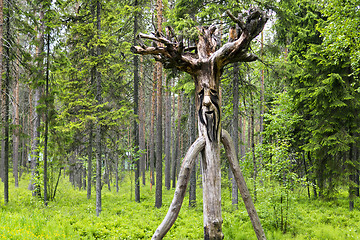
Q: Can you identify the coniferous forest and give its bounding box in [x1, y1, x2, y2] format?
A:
[0, 0, 360, 239]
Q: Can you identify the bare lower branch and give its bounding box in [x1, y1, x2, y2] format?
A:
[221, 129, 266, 240]
[138, 33, 176, 46]
[152, 137, 206, 240]
[131, 45, 169, 56]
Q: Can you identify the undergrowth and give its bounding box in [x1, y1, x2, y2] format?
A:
[0, 172, 359, 239]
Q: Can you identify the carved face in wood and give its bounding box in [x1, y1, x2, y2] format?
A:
[198, 88, 220, 142]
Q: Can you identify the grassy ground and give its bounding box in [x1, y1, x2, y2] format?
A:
[0, 172, 359, 239]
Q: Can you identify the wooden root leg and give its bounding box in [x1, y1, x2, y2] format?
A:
[152, 137, 206, 240]
[221, 129, 266, 240]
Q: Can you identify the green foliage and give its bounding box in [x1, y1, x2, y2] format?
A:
[0, 173, 204, 239]
[269, 0, 360, 198]
[1, 173, 360, 239]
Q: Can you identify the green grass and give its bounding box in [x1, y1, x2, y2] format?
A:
[0, 172, 359, 239]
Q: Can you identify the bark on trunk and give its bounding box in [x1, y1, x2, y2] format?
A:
[3, 0, 10, 202]
[95, 0, 102, 216]
[155, 60, 163, 208]
[0, 0, 3, 184]
[29, 8, 45, 196]
[133, 0, 140, 202]
[259, 31, 264, 157]
[139, 58, 146, 186]
[230, 62, 239, 207]
[43, 32, 51, 206]
[250, 91, 257, 202]
[189, 96, 197, 207]
[87, 121, 93, 199]
[164, 78, 172, 190]
[171, 88, 176, 187]
[13, 36, 20, 188]
[155, 0, 163, 209]
[172, 94, 182, 188]
[150, 67, 156, 187]
[194, 62, 223, 240]
[115, 155, 119, 192]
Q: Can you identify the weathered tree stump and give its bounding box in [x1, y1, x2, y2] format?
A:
[131, 8, 268, 240]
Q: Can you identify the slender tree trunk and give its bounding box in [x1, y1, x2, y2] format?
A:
[354, 147, 359, 197]
[29, 7, 45, 196]
[171, 87, 176, 187]
[241, 113, 246, 160]
[155, 0, 163, 208]
[95, 0, 102, 216]
[230, 63, 239, 208]
[116, 154, 119, 192]
[28, 88, 33, 171]
[20, 132, 26, 177]
[172, 94, 181, 188]
[106, 158, 111, 191]
[3, 0, 10, 202]
[164, 78, 172, 190]
[302, 152, 310, 199]
[139, 57, 146, 186]
[189, 96, 197, 207]
[155, 60, 163, 206]
[308, 152, 317, 198]
[83, 165, 86, 190]
[87, 121, 93, 199]
[150, 67, 157, 187]
[13, 35, 20, 188]
[43, 31, 51, 206]
[133, 0, 140, 203]
[250, 92, 257, 203]
[259, 31, 264, 162]
[356, 168, 359, 197]
[349, 145, 355, 211]
[0, 0, 4, 183]
[86, 1, 95, 201]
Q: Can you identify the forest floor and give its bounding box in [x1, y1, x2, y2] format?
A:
[0, 172, 359, 239]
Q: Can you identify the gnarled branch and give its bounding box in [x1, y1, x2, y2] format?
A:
[213, 8, 268, 67]
[221, 129, 266, 240]
[152, 136, 206, 240]
[131, 30, 198, 73]
[131, 9, 267, 74]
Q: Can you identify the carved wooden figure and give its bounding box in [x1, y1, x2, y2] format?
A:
[131, 8, 268, 240]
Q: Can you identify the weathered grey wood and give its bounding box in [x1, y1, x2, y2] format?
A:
[221, 129, 266, 240]
[152, 137, 205, 240]
[132, 8, 267, 240]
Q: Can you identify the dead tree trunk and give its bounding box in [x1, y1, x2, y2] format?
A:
[131, 8, 267, 240]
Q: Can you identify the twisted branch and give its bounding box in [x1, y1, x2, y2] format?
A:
[152, 137, 206, 240]
[221, 129, 266, 240]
